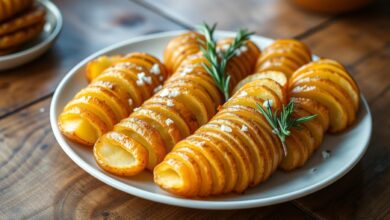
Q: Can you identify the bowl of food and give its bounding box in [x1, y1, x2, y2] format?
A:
[0, 0, 62, 71]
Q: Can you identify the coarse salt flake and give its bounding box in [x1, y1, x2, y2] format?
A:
[241, 125, 248, 132]
[136, 79, 144, 86]
[220, 124, 232, 133]
[153, 85, 163, 93]
[150, 64, 160, 75]
[165, 118, 174, 126]
[322, 150, 331, 159]
[128, 98, 133, 106]
[263, 100, 273, 108]
[167, 99, 174, 107]
[238, 91, 248, 97]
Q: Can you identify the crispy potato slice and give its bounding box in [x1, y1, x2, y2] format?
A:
[174, 138, 226, 195]
[114, 118, 166, 170]
[175, 147, 213, 197]
[236, 78, 287, 104]
[59, 106, 108, 146]
[293, 108, 324, 152]
[86, 55, 125, 81]
[292, 97, 330, 131]
[164, 150, 201, 197]
[290, 85, 348, 133]
[154, 157, 194, 197]
[165, 76, 223, 107]
[144, 97, 197, 134]
[76, 86, 129, 120]
[131, 108, 182, 151]
[214, 113, 273, 184]
[290, 68, 359, 110]
[294, 78, 356, 125]
[94, 70, 143, 107]
[233, 71, 288, 94]
[94, 131, 147, 176]
[232, 85, 282, 109]
[279, 137, 302, 171]
[155, 87, 209, 126]
[192, 133, 238, 194]
[198, 124, 252, 193]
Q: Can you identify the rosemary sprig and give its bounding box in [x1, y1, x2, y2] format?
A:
[198, 23, 254, 101]
[256, 100, 317, 156]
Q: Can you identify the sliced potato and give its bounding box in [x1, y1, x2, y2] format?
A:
[94, 131, 148, 176]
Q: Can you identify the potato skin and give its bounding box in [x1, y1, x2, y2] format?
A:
[58, 53, 167, 146]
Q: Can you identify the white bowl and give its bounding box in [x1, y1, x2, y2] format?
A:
[50, 30, 372, 210]
[0, 0, 62, 71]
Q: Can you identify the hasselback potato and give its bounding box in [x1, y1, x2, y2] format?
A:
[58, 53, 168, 146]
[280, 58, 359, 170]
[255, 39, 312, 78]
[154, 78, 286, 197]
[289, 59, 359, 133]
[164, 32, 206, 73]
[93, 34, 261, 176]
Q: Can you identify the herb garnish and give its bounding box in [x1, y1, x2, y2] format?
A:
[198, 23, 254, 101]
[257, 100, 317, 156]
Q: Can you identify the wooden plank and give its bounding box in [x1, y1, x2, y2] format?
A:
[138, 0, 333, 38]
[0, 99, 311, 219]
[291, 1, 390, 219]
[0, 0, 181, 118]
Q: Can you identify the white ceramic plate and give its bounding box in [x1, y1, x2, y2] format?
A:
[50, 30, 372, 210]
[0, 0, 62, 71]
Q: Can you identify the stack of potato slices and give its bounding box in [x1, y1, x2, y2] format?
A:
[58, 53, 168, 146]
[93, 34, 261, 176]
[255, 39, 312, 78]
[154, 77, 286, 197]
[0, 0, 46, 55]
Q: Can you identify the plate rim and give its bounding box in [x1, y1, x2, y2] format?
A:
[0, 0, 63, 61]
[50, 30, 373, 210]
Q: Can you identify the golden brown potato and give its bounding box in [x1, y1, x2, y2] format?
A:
[255, 39, 312, 78]
[58, 53, 167, 146]
[289, 58, 359, 132]
[154, 78, 285, 197]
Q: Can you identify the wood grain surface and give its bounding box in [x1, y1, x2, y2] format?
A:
[0, 0, 389, 219]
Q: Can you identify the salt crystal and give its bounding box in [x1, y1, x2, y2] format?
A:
[263, 100, 273, 108]
[150, 64, 160, 75]
[322, 150, 331, 159]
[169, 89, 180, 97]
[128, 98, 133, 106]
[167, 99, 174, 107]
[165, 118, 174, 126]
[241, 125, 248, 132]
[240, 45, 248, 52]
[136, 79, 144, 86]
[220, 124, 232, 133]
[238, 91, 248, 97]
[144, 76, 152, 85]
[159, 89, 170, 97]
[153, 85, 163, 93]
[159, 76, 164, 81]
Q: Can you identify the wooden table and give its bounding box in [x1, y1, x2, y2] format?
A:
[0, 0, 389, 219]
